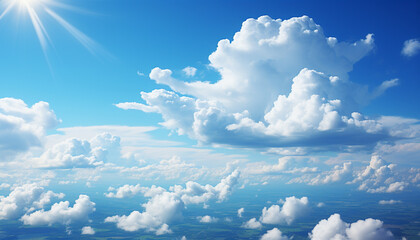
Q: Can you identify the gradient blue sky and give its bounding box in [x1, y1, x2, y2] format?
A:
[0, 0, 419, 239]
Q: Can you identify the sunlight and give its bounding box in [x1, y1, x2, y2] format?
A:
[0, 0, 99, 57]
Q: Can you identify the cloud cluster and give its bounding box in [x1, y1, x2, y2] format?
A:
[401, 39, 420, 57]
[105, 184, 142, 198]
[0, 98, 59, 159]
[35, 133, 120, 169]
[105, 170, 240, 235]
[260, 228, 290, 240]
[197, 215, 218, 223]
[352, 155, 408, 193]
[309, 214, 395, 240]
[0, 182, 64, 220]
[21, 195, 96, 226]
[117, 15, 404, 150]
[243, 196, 309, 230]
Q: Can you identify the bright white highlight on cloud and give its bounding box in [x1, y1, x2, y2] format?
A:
[81, 226, 95, 235]
[105, 184, 142, 198]
[309, 213, 395, 240]
[260, 196, 309, 225]
[0, 183, 64, 220]
[105, 170, 240, 235]
[0, 98, 59, 159]
[118, 15, 404, 150]
[260, 228, 290, 240]
[402, 39, 420, 57]
[20, 195, 96, 226]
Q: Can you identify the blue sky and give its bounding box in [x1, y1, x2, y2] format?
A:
[0, 0, 419, 239]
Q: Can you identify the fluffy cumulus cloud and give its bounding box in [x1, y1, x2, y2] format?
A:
[117, 15, 405, 150]
[20, 195, 96, 226]
[352, 155, 409, 193]
[0, 183, 64, 220]
[183, 66, 197, 77]
[401, 38, 420, 57]
[0, 98, 59, 160]
[309, 213, 395, 240]
[260, 196, 309, 225]
[237, 207, 244, 217]
[105, 170, 240, 235]
[260, 228, 290, 240]
[81, 226, 95, 235]
[34, 133, 120, 169]
[197, 215, 218, 223]
[105, 184, 142, 198]
[242, 217, 262, 229]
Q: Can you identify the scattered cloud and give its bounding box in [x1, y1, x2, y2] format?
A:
[21, 195, 95, 226]
[261, 228, 290, 240]
[197, 215, 218, 223]
[105, 184, 142, 198]
[378, 200, 401, 205]
[183, 66, 197, 77]
[81, 226, 95, 235]
[105, 170, 240, 235]
[309, 213, 395, 240]
[402, 39, 420, 57]
[260, 196, 309, 225]
[237, 207, 244, 217]
[242, 217, 262, 229]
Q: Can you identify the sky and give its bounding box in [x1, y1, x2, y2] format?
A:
[0, 0, 419, 239]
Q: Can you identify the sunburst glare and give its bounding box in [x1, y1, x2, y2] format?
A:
[0, 0, 101, 57]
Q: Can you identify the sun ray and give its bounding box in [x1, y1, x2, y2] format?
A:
[26, 4, 51, 54]
[0, 1, 16, 20]
[45, 7, 97, 55]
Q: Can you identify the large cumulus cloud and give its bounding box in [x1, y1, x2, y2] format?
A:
[117, 15, 405, 149]
[0, 98, 59, 160]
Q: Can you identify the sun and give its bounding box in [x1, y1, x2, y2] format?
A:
[0, 0, 100, 58]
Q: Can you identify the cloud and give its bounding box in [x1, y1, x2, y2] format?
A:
[105, 184, 142, 198]
[81, 226, 95, 235]
[402, 39, 420, 57]
[237, 207, 244, 217]
[309, 213, 395, 240]
[260, 196, 309, 225]
[0, 98, 59, 159]
[34, 133, 120, 169]
[0, 182, 64, 220]
[288, 162, 351, 185]
[260, 228, 290, 240]
[372, 79, 399, 98]
[242, 217, 262, 229]
[117, 15, 409, 150]
[20, 195, 95, 226]
[197, 215, 218, 223]
[105, 170, 240, 235]
[379, 200, 401, 205]
[352, 155, 409, 193]
[183, 66, 197, 77]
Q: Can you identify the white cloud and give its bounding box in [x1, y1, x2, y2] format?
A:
[237, 207, 244, 217]
[289, 162, 351, 185]
[309, 213, 395, 240]
[0, 98, 59, 159]
[402, 39, 420, 57]
[183, 66, 197, 77]
[0, 183, 10, 189]
[34, 133, 120, 169]
[242, 217, 262, 229]
[0, 182, 64, 220]
[105, 184, 142, 198]
[352, 155, 408, 193]
[81, 226, 95, 235]
[261, 228, 290, 240]
[197, 215, 218, 223]
[260, 196, 309, 225]
[379, 200, 401, 205]
[117, 15, 408, 150]
[105, 170, 240, 235]
[20, 195, 95, 226]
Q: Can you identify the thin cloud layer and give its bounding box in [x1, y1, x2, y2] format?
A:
[117, 15, 405, 150]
